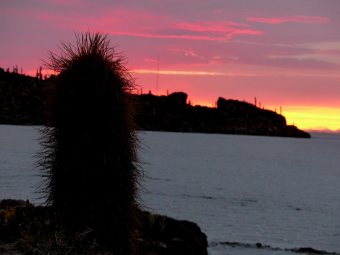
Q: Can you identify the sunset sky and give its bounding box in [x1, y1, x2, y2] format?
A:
[1, 0, 340, 131]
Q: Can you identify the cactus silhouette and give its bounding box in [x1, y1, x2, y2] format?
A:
[39, 33, 139, 254]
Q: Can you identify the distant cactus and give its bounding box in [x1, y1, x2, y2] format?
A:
[39, 33, 140, 254]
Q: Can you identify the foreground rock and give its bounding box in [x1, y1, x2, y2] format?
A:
[139, 211, 208, 255]
[0, 199, 208, 255]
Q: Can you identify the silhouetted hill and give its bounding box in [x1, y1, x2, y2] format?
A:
[0, 67, 44, 125]
[133, 92, 310, 138]
[0, 68, 310, 138]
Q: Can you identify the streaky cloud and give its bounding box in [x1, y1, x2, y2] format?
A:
[247, 15, 329, 24]
[131, 69, 226, 76]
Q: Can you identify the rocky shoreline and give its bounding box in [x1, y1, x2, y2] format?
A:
[1, 200, 338, 255]
[0, 199, 208, 255]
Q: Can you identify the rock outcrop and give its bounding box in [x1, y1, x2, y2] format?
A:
[139, 210, 208, 255]
[0, 199, 208, 255]
[134, 92, 311, 138]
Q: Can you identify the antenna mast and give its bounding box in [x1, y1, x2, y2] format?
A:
[156, 56, 159, 95]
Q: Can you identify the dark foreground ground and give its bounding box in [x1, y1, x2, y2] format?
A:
[0, 199, 208, 255]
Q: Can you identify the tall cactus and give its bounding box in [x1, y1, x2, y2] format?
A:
[40, 33, 139, 254]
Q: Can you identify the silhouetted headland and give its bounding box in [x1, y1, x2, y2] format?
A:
[134, 92, 310, 138]
[0, 67, 310, 138]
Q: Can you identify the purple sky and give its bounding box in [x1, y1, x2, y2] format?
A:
[1, 0, 340, 130]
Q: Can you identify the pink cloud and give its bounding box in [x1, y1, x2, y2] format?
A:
[105, 31, 252, 42]
[26, 7, 263, 42]
[247, 15, 329, 24]
[167, 48, 206, 59]
[174, 21, 263, 39]
[176, 21, 251, 31]
[41, 0, 85, 5]
[84, 18, 263, 42]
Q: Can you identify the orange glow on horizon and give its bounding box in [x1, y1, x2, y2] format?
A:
[190, 100, 216, 108]
[282, 106, 340, 132]
[191, 101, 340, 132]
[140, 92, 340, 132]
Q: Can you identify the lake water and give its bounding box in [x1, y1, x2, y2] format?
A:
[0, 125, 339, 254]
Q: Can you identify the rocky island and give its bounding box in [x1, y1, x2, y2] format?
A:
[0, 68, 310, 138]
[134, 92, 310, 138]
